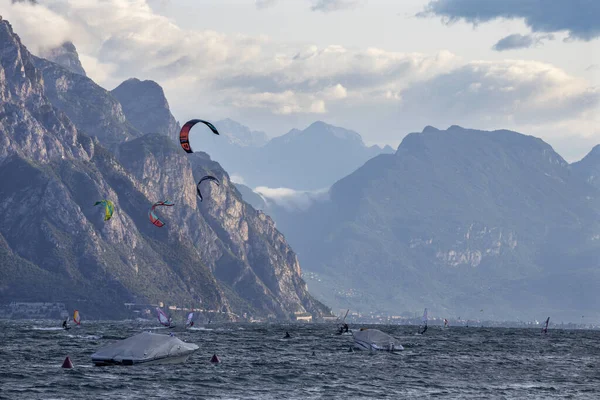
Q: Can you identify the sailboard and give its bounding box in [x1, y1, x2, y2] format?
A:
[186, 312, 194, 328]
[341, 309, 349, 323]
[419, 308, 428, 335]
[73, 310, 81, 326]
[156, 307, 171, 327]
[541, 317, 549, 334]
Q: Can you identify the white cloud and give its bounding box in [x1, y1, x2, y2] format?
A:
[255, 0, 278, 10]
[255, 186, 329, 211]
[321, 83, 348, 100]
[0, 0, 72, 53]
[4, 0, 598, 160]
[254, 0, 359, 12]
[229, 174, 246, 185]
[310, 0, 358, 13]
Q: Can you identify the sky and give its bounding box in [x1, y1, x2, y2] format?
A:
[1, 0, 599, 161]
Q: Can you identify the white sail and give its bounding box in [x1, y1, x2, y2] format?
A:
[542, 317, 550, 334]
[156, 307, 170, 327]
[186, 312, 194, 327]
[422, 308, 428, 324]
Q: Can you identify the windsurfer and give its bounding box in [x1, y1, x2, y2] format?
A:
[284, 331, 291, 338]
[62, 319, 68, 329]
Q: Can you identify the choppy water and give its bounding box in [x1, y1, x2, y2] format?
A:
[0, 321, 599, 399]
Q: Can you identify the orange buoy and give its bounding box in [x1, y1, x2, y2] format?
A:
[210, 354, 220, 363]
[61, 356, 73, 369]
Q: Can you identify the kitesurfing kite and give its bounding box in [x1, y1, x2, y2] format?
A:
[197, 176, 220, 202]
[148, 200, 175, 227]
[94, 200, 114, 221]
[179, 119, 220, 153]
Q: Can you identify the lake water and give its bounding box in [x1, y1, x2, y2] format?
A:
[0, 320, 598, 399]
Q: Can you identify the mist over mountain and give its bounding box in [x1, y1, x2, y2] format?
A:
[270, 125, 600, 321]
[0, 18, 328, 320]
[38, 41, 86, 76]
[194, 119, 394, 190]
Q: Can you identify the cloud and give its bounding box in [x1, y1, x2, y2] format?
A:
[229, 174, 246, 185]
[255, 0, 278, 9]
[310, 0, 358, 13]
[254, 186, 329, 212]
[397, 60, 599, 135]
[1, 0, 72, 53]
[418, 0, 600, 41]
[5, 0, 597, 161]
[254, 0, 358, 12]
[492, 33, 554, 51]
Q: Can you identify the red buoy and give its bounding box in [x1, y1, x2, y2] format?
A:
[210, 354, 220, 363]
[61, 356, 73, 369]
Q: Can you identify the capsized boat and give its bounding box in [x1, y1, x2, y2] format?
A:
[352, 328, 404, 352]
[91, 332, 199, 366]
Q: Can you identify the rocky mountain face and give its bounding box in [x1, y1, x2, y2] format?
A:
[32, 56, 141, 148]
[275, 125, 600, 321]
[0, 17, 328, 320]
[39, 41, 86, 76]
[111, 78, 180, 140]
[194, 120, 395, 190]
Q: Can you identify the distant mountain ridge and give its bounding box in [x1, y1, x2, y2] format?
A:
[194, 119, 394, 190]
[270, 125, 600, 321]
[572, 145, 600, 189]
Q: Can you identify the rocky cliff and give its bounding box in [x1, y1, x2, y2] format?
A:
[0, 17, 328, 320]
[39, 41, 86, 76]
[111, 78, 180, 140]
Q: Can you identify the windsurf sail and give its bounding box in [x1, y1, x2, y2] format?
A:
[73, 310, 81, 325]
[156, 307, 170, 327]
[341, 309, 349, 322]
[444, 318, 448, 328]
[542, 317, 549, 334]
[419, 308, 428, 334]
[186, 312, 194, 327]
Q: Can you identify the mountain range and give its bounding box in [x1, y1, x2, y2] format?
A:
[0, 18, 328, 320]
[194, 119, 394, 190]
[258, 125, 600, 321]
